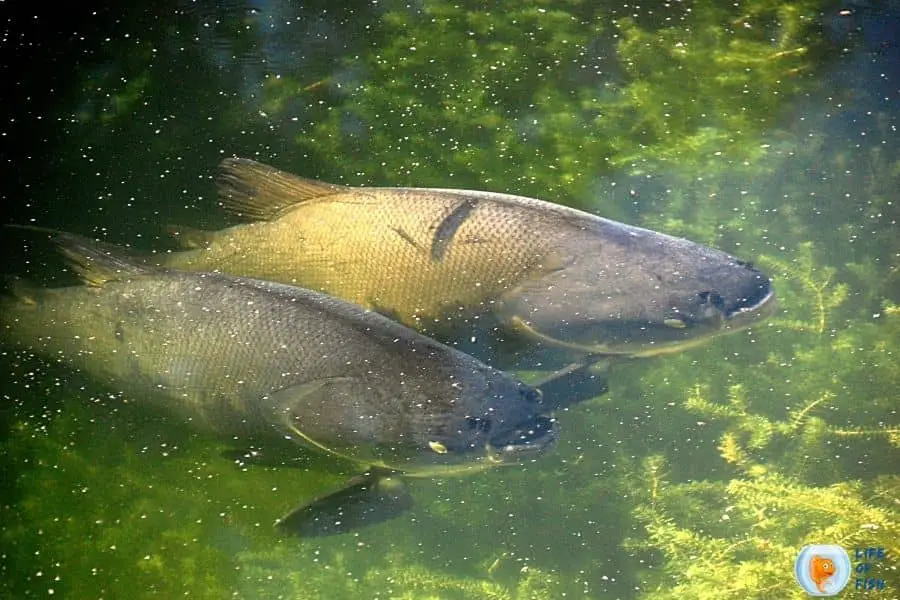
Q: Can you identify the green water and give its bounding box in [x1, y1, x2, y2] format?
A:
[1, 1, 897, 598]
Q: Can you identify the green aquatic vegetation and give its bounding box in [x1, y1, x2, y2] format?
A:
[378, 554, 560, 600]
[374, 563, 513, 600]
[0, 384, 349, 599]
[235, 543, 563, 600]
[2, 408, 229, 598]
[236, 544, 371, 600]
[625, 456, 899, 600]
[683, 380, 899, 483]
[281, 1, 610, 198]
[259, 0, 828, 208]
[665, 295, 900, 483]
[844, 260, 899, 314]
[607, 1, 817, 172]
[612, 291, 900, 597]
[757, 242, 849, 334]
[602, 231, 898, 594]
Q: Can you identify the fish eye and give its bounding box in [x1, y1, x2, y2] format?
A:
[698, 290, 725, 310]
[518, 383, 543, 404]
[466, 416, 492, 433]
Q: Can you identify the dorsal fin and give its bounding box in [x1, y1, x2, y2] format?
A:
[5, 225, 149, 286]
[52, 231, 150, 286]
[216, 157, 347, 222]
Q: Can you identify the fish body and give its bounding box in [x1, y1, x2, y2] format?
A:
[810, 555, 836, 593]
[168, 185, 546, 337]
[162, 158, 776, 362]
[1, 233, 553, 482]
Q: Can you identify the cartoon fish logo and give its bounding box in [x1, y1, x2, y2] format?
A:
[809, 555, 836, 593]
[794, 545, 851, 596]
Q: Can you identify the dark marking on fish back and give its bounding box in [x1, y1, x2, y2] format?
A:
[431, 198, 478, 262]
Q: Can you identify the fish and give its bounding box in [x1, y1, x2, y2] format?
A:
[0, 231, 555, 536]
[158, 158, 776, 396]
[809, 555, 836, 593]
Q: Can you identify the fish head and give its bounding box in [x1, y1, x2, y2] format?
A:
[497, 220, 776, 357]
[268, 365, 556, 476]
[812, 556, 836, 576]
[406, 368, 558, 473]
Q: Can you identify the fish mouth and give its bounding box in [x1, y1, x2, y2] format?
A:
[487, 415, 557, 462]
[725, 286, 777, 323]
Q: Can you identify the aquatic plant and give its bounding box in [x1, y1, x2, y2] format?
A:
[605, 158, 899, 596]
[625, 456, 899, 600]
[235, 543, 564, 600]
[757, 242, 849, 335]
[0, 375, 344, 599]
[606, 1, 819, 172]
[258, 0, 829, 210]
[684, 377, 899, 480]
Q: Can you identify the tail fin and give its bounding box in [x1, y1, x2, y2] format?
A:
[4, 225, 150, 287]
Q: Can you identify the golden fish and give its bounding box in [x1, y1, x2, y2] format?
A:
[160, 158, 776, 362]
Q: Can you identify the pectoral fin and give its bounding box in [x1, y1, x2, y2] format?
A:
[431, 197, 478, 262]
[217, 157, 347, 221]
[531, 357, 612, 409]
[166, 224, 215, 250]
[276, 468, 413, 537]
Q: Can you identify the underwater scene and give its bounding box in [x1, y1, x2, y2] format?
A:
[0, 0, 897, 598]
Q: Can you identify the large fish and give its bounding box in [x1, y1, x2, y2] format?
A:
[159, 159, 776, 387]
[0, 232, 555, 536]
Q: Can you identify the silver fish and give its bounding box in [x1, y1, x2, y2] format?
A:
[1, 232, 555, 536]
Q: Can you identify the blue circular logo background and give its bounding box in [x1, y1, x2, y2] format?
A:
[794, 544, 852, 596]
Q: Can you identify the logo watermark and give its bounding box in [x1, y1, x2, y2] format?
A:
[794, 545, 889, 596]
[795, 545, 851, 596]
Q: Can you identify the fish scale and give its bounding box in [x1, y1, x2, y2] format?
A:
[1, 233, 556, 536]
[1, 246, 550, 472]
[160, 158, 776, 364]
[167, 189, 554, 328]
